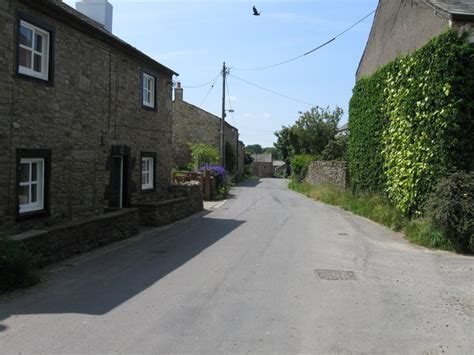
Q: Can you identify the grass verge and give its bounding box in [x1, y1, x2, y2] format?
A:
[289, 180, 455, 252]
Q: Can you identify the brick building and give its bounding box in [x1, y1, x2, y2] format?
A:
[0, 0, 177, 233]
[172, 83, 245, 175]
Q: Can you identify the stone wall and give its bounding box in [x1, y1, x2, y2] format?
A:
[251, 162, 273, 178]
[12, 209, 139, 267]
[0, 0, 175, 232]
[138, 184, 203, 226]
[172, 85, 243, 175]
[306, 161, 349, 189]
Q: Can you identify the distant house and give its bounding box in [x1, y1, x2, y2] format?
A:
[272, 160, 287, 176]
[0, 0, 177, 233]
[251, 154, 273, 178]
[172, 83, 244, 175]
[357, 0, 474, 80]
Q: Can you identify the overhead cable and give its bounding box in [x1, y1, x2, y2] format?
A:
[230, 73, 317, 107]
[232, 8, 377, 72]
[182, 71, 222, 88]
[199, 73, 221, 106]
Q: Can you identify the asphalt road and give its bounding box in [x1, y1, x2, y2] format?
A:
[1, 178, 473, 354]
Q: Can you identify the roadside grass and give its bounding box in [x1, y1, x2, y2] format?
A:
[289, 180, 455, 252]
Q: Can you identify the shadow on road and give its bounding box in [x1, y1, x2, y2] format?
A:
[0, 216, 245, 322]
[237, 178, 261, 187]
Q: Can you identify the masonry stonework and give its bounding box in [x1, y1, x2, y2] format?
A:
[172, 84, 244, 175]
[0, 0, 176, 233]
[306, 161, 349, 189]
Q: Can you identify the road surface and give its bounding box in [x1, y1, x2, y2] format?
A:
[1, 178, 473, 354]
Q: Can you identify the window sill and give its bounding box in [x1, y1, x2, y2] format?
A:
[16, 71, 53, 86]
[141, 104, 157, 112]
[16, 208, 49, 221]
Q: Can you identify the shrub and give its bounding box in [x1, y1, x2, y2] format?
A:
[0, 235, 38, 293]
[425, 171, 474, 253]
[322, 135, 349, 161]
[290, 154, 318, 181]
[188, 143, 219, 170]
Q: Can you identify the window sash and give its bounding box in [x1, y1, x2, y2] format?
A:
[141, 157, 154, 189]
[18, 20, 50, 80]
[142, 73, 155, 108]
[19, 158, 45, 213]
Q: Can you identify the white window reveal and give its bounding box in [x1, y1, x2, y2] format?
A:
[141, 157, 154, 190]
[142, 73, 155, 108]
[18, 20, 50, 80]
[19, 158, 45, 214]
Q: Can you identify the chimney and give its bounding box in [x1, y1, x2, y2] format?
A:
[76, 0, 113, 32]
[174, 82, 183, 102]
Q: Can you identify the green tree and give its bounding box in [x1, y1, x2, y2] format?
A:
[245, 144, 263, 155]
[188, 143, 219, 169]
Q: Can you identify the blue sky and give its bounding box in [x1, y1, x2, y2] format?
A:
[64, 0, 377, 147]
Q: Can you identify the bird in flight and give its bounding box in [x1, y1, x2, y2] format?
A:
[253, 6, 261, 16]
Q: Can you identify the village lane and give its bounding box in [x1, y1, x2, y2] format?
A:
[0, 178, 473, 354]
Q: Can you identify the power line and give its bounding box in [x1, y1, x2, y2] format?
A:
[182, 71, 222, 88]
[199, 73, 221, 106]
[230, 73, 317, 107]
[231, 8, 377, 72]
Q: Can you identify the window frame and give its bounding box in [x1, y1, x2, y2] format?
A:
[140, 152, 156, 192]
[141, 70, 157, 111]
[16, 12, 55, 85]
[16, 149, 51, 220]
[19, 158, 45, 214]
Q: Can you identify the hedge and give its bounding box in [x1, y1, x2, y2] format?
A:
[349, 30, 474, 215]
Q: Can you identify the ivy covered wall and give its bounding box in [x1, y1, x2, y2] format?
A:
[349, 30, 474, 215]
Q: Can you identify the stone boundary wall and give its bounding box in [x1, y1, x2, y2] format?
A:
[306, 161, 349, 189]
[138, 184, 203, 226]
[12, 209, 139, 267]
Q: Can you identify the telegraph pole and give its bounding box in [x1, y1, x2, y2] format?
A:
[220, 62, 227, 168]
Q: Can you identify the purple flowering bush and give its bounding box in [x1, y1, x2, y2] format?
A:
[199, 164, 228, 185]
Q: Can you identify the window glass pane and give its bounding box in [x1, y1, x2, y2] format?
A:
[35, 33, 43, 52]
[148, 78, 153, 91]
[31, 184, 37, 203]
[19, 185, 30, 205]
[31, 162, 37, 182]
[33, 54, 42, 72]
[20, 163, 30, 183]
[143, 76, 148, 90]
[19, 47, 32, 69]
[20, 25, 33, 47]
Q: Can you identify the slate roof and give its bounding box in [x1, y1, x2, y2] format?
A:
[427, 0, 474, 19]
[21, 0, 178, 76]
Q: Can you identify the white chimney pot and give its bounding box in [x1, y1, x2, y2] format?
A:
[76, 0, 113, 32]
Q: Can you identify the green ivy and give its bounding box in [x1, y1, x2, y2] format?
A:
[349, 30, 474, 215]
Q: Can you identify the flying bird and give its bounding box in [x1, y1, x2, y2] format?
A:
[253, 6, 261, 16]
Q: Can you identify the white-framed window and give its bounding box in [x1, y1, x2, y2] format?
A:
[141, 157, 154, 190]
[18, 20, 50, 80]
[19, 158, 45, 214]
[142, 73, 156, 108]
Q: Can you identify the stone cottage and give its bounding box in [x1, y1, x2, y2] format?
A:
[172, 83, 245, 175]
[0, 0, 178, 240]
[357, 0, 474, 79]
[251, 154, 273, 178]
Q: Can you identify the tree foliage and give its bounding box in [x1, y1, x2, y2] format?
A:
[274, 106, 343, 160]
[245, 144, 263, 155]
[188, 143, 219, 170]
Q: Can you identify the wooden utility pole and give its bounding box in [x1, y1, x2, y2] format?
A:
[220, 62, 227, 168]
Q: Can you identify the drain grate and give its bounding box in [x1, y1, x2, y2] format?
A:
[314, 269, 356, 281]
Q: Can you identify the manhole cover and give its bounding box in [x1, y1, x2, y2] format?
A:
[314, 269, 356, 281]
